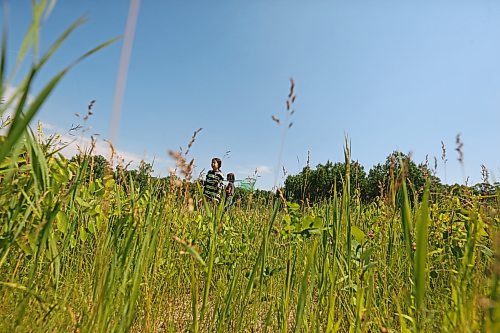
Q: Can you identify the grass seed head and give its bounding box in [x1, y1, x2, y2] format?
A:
[455, 133, 464, 165]
[441, 140, 447, 163]
[481, 164, 489, 184]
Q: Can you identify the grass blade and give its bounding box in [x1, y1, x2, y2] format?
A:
[414, 183, 430, 320]
[399, 178, 413, 260]
[294, 239, 319, 332]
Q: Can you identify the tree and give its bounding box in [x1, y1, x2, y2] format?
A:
[364, 163, 386, 201]
[284, 151, 439, 204]
[137, 161, 153, 191]
[70, 154, 111, 182]
[90, 155, 111, 180]
[284, 160, 366, 204]
[364, 151, 437, 202]
[113, 161, 153, 192]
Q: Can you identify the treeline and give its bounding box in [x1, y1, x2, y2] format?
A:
[284, 151, 498, 204]
[79, 151, 498, 206]
[73, 154, 276, 207]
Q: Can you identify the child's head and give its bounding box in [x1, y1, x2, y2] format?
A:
[227, 173, 235, 182]
[211, 157, 222, 171]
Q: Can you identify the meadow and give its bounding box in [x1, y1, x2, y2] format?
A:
[0, 128, 498, 332]
[0, 3, 499, 332]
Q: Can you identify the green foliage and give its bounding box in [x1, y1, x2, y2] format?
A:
[111, 160, 155, 193]
[0, 4, 497, 332]
[283, 151, 441, 205]
[89, 154, 111, 180]
[70, 154, 111, 181]
[284, 160, 366, 204]
[365, 151, 437, 202]
[0, 131, 497, 332]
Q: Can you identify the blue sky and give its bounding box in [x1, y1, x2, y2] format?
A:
[3, 0, 500, 189]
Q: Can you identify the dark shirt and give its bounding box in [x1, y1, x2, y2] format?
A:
[225, 182, 235, 197]
[225, 182, 235, 208]
[203, 170, 224, 202]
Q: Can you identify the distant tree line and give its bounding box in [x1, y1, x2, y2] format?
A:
[74, 151, 498, 206]
[284, 151, 498, 204]
[70, 154, 159, 192]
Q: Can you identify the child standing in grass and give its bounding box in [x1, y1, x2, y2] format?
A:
[202, 157, 224, 204]
[225, 173, 235, 210]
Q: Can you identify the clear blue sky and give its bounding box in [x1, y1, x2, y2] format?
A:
[3, 0, 500, 189]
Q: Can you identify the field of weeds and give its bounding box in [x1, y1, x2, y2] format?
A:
[0, 130, 498, 332]
[0, 2, 498, 332]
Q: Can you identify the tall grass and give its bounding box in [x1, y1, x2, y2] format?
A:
[1, 125, 498, 332]
[1, 3, 499, 333]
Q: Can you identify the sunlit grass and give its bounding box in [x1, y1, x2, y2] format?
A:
[0, 2, 499, 332]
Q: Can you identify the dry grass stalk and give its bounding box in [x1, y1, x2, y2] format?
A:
[481, 164, 490, 185]
[83, 99, 95, 121]
[456, 134, 464, 165]
[168, 128, 203, 211]
[272, 78, 297, 188]
[185, 128, 202, 156]
[441, 140, 447, 164]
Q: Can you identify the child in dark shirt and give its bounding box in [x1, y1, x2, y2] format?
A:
[202, 157, 224, 203]
[225, 173, 235, 210]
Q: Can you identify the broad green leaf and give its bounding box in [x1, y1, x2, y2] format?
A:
[301, 215, 314, 229]
[351, 225, 365, 244]
[56, 211, 68, 234]
[96, 216, 103, 231]
[16, 239, 32, 255]
[88, 220, 96, 235]
[312, 216, 323, 229]
[79, 226, 87, 242]
[70, 235, 76, 248]
[75, 197, 90, 208]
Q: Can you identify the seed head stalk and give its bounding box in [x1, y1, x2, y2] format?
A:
[273, 78, 296, 189]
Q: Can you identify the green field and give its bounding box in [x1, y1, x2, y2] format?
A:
[1, 3, 499, 332]
[0, 132, 498, 332]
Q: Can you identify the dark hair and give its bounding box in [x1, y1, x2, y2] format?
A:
[227, 173, 235, 182]
[212, 157, 222, 168]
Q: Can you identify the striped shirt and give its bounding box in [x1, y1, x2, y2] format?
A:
[203, 170, 224, 202]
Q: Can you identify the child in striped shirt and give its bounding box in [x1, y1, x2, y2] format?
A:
[203, 157, 224, 203]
